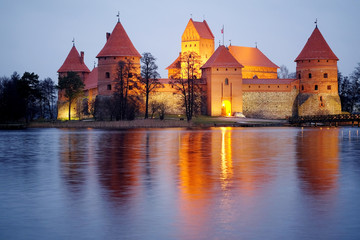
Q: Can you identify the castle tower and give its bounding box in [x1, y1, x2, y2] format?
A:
[167, 18, 214, 78]
[96, 21, 141, 96]
[57, 45, 90, 84]
[201, 45, 244, 116]
[57, 44, 90, 119]
[295, 25, 341, 116]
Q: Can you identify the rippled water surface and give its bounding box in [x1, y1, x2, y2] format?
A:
[1, 127, 360, 239]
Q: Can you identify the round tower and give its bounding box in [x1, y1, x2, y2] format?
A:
[96, 21, 141, 96]
[295, 25, 341, 116]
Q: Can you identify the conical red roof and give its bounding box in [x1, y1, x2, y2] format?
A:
[96, 22, 141, 58]
[201, 45, 243, 69]
[295, 27, 338, 61]
[58, 46, 90, 73]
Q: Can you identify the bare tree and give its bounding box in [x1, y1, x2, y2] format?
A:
[278, 65, 289, 79]
[113, 60, 140, 120]
[140, 52, 161, 119]
[170, 52, 202, 121]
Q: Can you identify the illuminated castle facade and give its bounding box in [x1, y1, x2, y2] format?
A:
[57, 18, 341, 119]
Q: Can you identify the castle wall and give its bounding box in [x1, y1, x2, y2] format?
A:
[242, 66, 278, 79]
[243, 88, 299, 119]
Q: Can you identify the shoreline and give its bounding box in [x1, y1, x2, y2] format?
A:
[25, 117, 287, 129]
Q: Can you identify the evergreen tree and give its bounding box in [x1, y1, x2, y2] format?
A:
[58, 72, 84, 120]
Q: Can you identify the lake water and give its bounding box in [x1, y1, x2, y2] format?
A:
[0, 127, 360, 240]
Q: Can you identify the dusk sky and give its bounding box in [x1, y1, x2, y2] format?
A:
[1, 0, 359, 82]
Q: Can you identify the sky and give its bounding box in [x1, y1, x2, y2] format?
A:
[0, 0, 359, 82]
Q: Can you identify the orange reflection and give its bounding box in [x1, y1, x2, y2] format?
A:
[296, 128, 339, 194]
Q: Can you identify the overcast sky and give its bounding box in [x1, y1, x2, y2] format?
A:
[0, 0, 359, 82]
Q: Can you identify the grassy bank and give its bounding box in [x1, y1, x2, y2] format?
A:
[26, 115, 288, 129]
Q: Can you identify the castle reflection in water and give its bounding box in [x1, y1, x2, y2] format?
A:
[58, 127, 343, 202]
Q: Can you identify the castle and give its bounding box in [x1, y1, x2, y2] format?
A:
[57, 18, 341, 120]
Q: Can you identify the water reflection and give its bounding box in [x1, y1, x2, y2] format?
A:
[5, 127, 359, 239]
[296, 128, 339, 194]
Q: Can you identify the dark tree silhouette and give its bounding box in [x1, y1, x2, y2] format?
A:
[58, 71, 84, 120]
[140, 52, 161, 119]
[170, 52, 202, 121]
[113, 60, 139, 120]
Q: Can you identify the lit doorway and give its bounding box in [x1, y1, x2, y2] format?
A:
[221, 100, 232, 117]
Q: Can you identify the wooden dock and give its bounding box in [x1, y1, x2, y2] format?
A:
[288, 114, 360, 127]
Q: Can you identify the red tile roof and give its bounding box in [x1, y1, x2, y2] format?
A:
[295, 27, 338, 61]
[191, 19, 214, 39]
[84, 67, 98, 90]
[96, 22, 141, 58]
[201, 45, 243, 69]
[228, 46, 279, 68]
[57, 46, 90, 73]
[166, 53, 181, 70]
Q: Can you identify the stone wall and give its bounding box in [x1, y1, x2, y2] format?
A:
[298, 93, 341, 116]
[243, 89, 299, 119]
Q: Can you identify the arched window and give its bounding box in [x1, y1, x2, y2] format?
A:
[106, 72, 110, 78]
[309, 73, 312, 79]
[298, 73, 301, 79]
[315, 85, 318, 90]
[324, 73, 328, 78]
[225, 78, 229, 85]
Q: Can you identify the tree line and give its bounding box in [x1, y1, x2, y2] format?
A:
[0, 72, 57, 122]
[338, 63, 360, 113]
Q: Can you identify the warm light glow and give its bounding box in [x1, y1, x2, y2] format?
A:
[221, 100, 231, 117]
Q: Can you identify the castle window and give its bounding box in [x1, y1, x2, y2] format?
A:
[114, 57, 116, 60]
[106, 72, 110, 78]
[301, 85, 304, 91]
[107, 84, 111, 90]
[217, 68, 219, 71]
[268, 86, 270, 88]
[226, 68, 228, 71]
[298, 73, 301, 79]
[327, 60, 329, 62]
[278, 86, 280, 88]
[327, 85, 331, 90]
[318, 60, 320, 62]
[315, 85, 318, 90]
[225, 78, 229, 85]
[309, 60, 311, 62]
[309, 73, 312, 79]
[235, 68, 237, 71]
[324, 73, 328, 78]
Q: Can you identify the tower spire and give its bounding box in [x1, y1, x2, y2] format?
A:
[72, 38, 75, 46]
[314, 18, 318, 28]
[117, 11, 120, 23]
